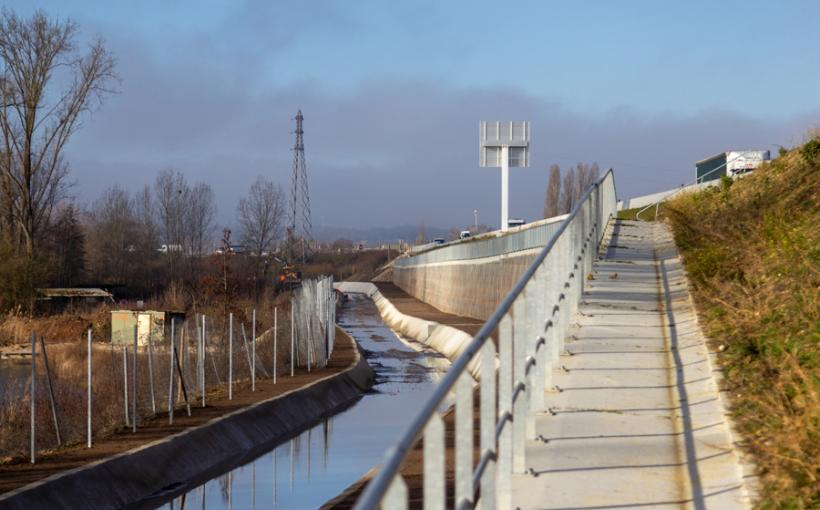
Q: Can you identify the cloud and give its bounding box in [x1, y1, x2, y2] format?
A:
[61, 17, 818, 232]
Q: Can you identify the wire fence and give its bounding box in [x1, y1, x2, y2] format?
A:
[292, 275, 336, 369]
[0, 276, 338, 463]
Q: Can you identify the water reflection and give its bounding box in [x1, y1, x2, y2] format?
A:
[160, 294, 449, 509]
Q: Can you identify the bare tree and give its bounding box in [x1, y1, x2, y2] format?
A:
[237, 176, 284, 256]
[589, 162, 600, 185]
[154, 169, 187, 276]
[87, 185, 136, 284]
[561, 167, 576, 214]
[544, 164, 561, 218]
[0, 10, 116, 258]
[185, 182, 216, 257]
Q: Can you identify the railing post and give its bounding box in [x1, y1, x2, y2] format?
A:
[526, 282, 544, 414]
[497, 314, 513, 509]
[383, 476, 408, 510]
[479, 341, 497, 509]
[455, 370, 473, 507]
[513, 296, 529, 471]
[424, 413, 445, 510]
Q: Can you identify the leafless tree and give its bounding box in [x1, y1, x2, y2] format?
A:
[87, 185, 136, 284]
[544, 164, 561, 218]
[185, 182, 216, 257]
[561, 167, 576, 214]
[0, 10, 116, 258]
[237, 176, 284, 256]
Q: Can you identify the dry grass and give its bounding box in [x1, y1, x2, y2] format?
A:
[0, 295, 301, 461]
[663, 139, 820, 508]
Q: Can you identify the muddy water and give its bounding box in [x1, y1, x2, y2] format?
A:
[157, 293, 450, 510]
[0, 358, 31, 403]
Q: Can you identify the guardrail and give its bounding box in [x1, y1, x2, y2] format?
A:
[397, 215, 569, 267]
[354, 170, 617, 509]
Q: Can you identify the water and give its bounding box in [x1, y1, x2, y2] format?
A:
[0, 358, 31, 402]
[158, 293, 450, 509]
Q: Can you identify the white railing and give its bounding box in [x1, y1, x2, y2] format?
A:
[354, 170, 617, 509]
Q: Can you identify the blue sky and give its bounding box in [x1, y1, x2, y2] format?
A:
[6, 1, 820, 232]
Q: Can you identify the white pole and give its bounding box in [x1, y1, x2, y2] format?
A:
[273, 307, 278, 384]
[201, 314, 206, 408]
[251, 309, 256, 392]
[122, 346, 129, 427]
[229, 313, 233, 400]
[132, 326, 137, 433]
[290, 303, 295, 377]
[30, 331, 36, 464]
[168, 318, 175, 425]
[87, 328, 92, 448]
[501, 145, 510, 231]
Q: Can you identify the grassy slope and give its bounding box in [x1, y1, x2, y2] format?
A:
[663, 141, 819, 508]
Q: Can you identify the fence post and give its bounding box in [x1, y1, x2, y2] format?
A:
[229, 313, 233, 400]
[87, 328, 92, 448]
[147, 328, 156, 415]
[252, 309, 256, 392]
[122, 345, 129, 427]
[39, 335, 62, 447]
[290, 303, 295, 377]
[132, 325, 137, 433]
[201, 314, 206, 407]
[168, 318, 175, 425]
[30, 331, 36, 464]
[273, 307, 277, 384]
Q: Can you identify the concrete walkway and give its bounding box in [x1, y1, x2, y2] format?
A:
[511, 220, 751, 509]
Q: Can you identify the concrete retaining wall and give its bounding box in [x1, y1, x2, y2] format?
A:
[335, 282, 483, 379]
[391, 248, 540, 321]
[0, 330, 374, 510]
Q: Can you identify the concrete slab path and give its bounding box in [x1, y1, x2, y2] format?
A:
[511, 220, 752, 509]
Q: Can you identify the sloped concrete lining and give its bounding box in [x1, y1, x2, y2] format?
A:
[0, 329, 374, 510]
[335, 282, 483, 379]
[511, 221, 751, 509]
[392, 248, 540, 321]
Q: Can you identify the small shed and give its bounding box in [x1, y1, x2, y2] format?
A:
[111, 310, 185, 346]
[695, 150, 770, 183]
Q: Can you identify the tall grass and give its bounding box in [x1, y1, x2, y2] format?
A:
[663, 139, 819, 508]
[0, 298, 299, 461]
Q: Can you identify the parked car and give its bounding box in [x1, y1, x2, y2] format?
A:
[433, 238, 446, 245]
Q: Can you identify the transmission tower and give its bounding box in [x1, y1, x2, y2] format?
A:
[288, 109, 313, 263]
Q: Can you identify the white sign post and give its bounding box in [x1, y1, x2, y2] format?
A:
[479, 121, 530, 231]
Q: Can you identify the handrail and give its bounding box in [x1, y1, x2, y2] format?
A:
[635, 153, 744, 221]
[353, 169, 617, 509]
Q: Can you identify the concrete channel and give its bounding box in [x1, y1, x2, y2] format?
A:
[152, 292, 452, 510]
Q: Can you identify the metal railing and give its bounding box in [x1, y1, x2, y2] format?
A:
[396, 215, 568, 267]
[354, 170, 617, 509]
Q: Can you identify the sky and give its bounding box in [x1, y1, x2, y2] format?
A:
[6, 0, 820, 235]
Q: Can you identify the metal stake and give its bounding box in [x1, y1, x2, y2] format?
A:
[252, 309, 256, 392]
[39, 336, 61, 446]
[229, 313, 233, 400]
[132, 325, 137, 433]
[169, 318, 175, 425]
[87, 328, 92, 448]
[273, 307, 278, 384]
[30, 331, 35, 464]
[122, 345, 129, 427]
[147, 328, 156, 415]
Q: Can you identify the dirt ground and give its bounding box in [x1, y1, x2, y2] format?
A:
[0, 330, 357, 495]
[325, 283, 487, 509]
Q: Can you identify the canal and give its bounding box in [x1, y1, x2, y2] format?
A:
[156, 292, 450, 509]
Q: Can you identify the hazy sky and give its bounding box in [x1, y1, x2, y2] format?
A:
[7, 1, 820, 231]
